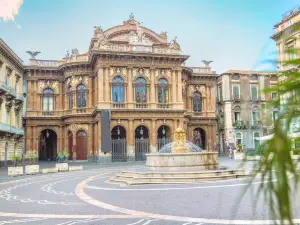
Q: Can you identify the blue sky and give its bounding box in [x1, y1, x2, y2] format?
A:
[0, 0, 298, 73]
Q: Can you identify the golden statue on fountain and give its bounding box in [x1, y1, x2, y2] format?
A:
[172, 127, 189, 153]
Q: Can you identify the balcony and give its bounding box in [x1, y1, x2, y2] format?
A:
[113, 102, 125, 108]
[233, 120, 242, 129]
[0, 122, 24, 136]
[136, 103, 147, 109]
[232, 96, 241, 102]
[252, 121, 262, 129]
[76, 108, 86, 113]
[157, 104, 169, 109]
[15, 93, 24, 104]
[42, 111, 54, 116]
[0, 81, 9, 94]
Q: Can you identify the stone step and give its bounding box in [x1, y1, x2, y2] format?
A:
[119, 169, 244, 178]
[110, 172, 248, 185]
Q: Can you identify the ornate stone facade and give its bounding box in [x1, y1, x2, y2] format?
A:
[0, 39, 25, 166]
[23, 15, 217, 161]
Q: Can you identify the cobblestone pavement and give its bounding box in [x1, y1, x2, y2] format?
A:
[0, 157, 299, 225]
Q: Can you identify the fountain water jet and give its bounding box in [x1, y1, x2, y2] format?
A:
[146, 128, 218, 170]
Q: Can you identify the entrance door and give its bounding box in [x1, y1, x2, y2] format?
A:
[76, 130, 87, 160]
[39, 129, 57, 160]
[157, 125, 172, 152]
[111, 126, 127, 162]
[135, 125, 149, 161]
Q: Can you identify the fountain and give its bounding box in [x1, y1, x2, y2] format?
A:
[109, 128, 248, 185]
[146, 127, 218, 170]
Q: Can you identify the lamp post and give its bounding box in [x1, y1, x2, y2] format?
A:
[140, 126, 144, 139]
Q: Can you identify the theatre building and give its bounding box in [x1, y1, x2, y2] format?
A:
[24, 15, 217, 162]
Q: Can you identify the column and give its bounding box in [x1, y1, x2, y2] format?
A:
[150, 68, 156, 108]
[57, 126, 62, 153]
[98, 119, 101, 153]
[177, 70, 183, 103]
[33, 126, 38, 152]
[104, 67, 110, 107]
[88, 77, 92, 110]
[33, 81, 37, 110]
[172, 70, 176, 104]
[150, 119, 157, 153]
[127, 67, 134, 108]
[88, 124, 92, 157]
[207, 85, 211, 112]
[128, 119, 134, 161]
[28, 81, 32, 110]
[98, 67, 104, 104]
[64, 126, 67, 152]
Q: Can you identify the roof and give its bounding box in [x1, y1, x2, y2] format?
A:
[274, 5, 300, 27]
[222, 70, 276, 76]
[0, 38, 23, 64]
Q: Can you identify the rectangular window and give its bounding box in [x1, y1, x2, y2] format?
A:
[252, 111, 259, 122]
[6, 69, 11, 86]
[272, 111, 278, 122]
[271, 92, 277, 100]
[232, 85, 240, 99]
[251, 86, 258, 101]
[218, 86, 222, 101]
[234, 112, 240, 122]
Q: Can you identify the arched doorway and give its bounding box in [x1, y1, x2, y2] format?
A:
[111, 126, 127, 162]
[76, 130, 87, 160]
[157, 125, 172, 151]
[39, 129, 57, 160]
[135, 125, 149, 161]
[68, 131, 73, 160]
[192, 128, 206, 150]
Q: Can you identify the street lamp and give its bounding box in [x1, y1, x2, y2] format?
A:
[46, 130, 49, 138]
[162, 126, 166, 137]
[117, 126, 120, 139]
[140, 126, 144, 139]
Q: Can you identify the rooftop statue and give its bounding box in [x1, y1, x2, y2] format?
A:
[202, 60, 213, 67]
[26, 51, 41, 59]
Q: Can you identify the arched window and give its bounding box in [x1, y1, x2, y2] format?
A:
[235, 132, 243, 145]
[77, 84, 86, 108]
[68, 86, 73, 109]
[112, 76, 124, 103]
[135, 77, 147, 104]
[158, 78, 168, 104]
[193, 92, 202, 112]
[42, 88, 54, 111]
[253, 132, 260, 150]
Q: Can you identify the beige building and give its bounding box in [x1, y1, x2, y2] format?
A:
[271, 5, 300, 144]
[0, 39, 25, 166]
[217, 70, 277, 153]
[23, 15, 217, 162]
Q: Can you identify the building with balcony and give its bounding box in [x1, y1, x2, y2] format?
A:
[270, 5, 300, 148]
[24, 15, 217, 162]
[0, 39, 25, 166]
[271, 4, 300, 75]
[216, 70, 277, 154]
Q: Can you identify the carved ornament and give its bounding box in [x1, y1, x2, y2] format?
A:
[68, 124, 89, 134]
[66, 76, 88, 88]
[38, 80, 59, 93]
[155, 69, 171, 79]
[132, 68, 150, 80]
[110, 67, 127, 79]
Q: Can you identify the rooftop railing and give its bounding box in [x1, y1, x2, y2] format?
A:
[282, 4, 300, 20]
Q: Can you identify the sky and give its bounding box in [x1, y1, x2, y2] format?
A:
[0, 0, 298, 74]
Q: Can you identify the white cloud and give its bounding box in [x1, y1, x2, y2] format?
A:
[0, 0, 23, 26]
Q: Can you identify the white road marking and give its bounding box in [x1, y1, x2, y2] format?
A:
[142, 219, 159, 224]
[56, 218, 105, 225]
[0, 217, 45, 224]
[126, 219, 147, 225]
[182, 223, 193, 225]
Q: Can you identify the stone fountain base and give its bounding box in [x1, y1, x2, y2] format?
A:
[146, 152, 219, 171]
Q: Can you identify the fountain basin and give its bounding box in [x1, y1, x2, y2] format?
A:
[146, 152, 218, 171]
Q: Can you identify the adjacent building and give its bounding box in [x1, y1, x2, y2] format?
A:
[271, 5, 300, 147]
[216, 70, 277, 154]
[23, 15, 217, 162]
[0, 39, 25, 166]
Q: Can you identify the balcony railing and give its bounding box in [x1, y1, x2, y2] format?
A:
[0, 81, 9, 93]
[0, 122, 24, 136]
[252, 121, 263, 129]
[136, 103, 147, 109]
[15, 93, 24, 102]
[42, 111, 54, 116]
[232, 96, 241, 101]
[76, 108, 86, 113]
[157, 103, 169, 109]
[113, 102, 125, 108]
